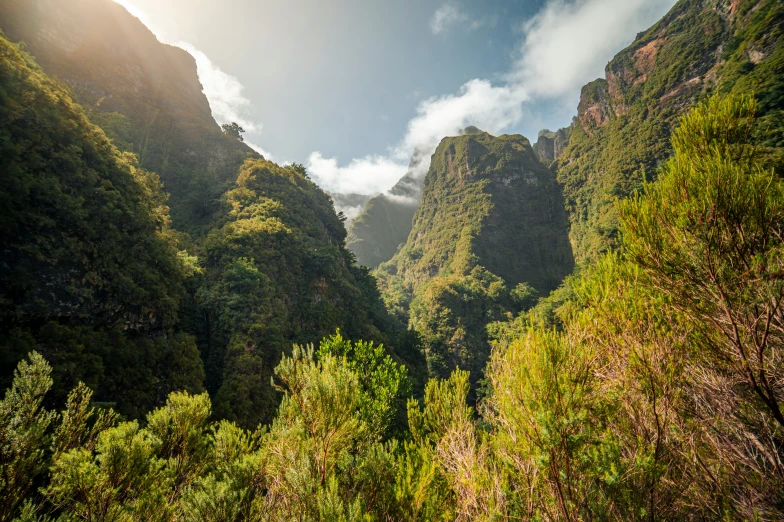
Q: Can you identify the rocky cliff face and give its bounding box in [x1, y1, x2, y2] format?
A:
[533, 127, 572, 165]
[553, 0, 784, 262]
[382, 132, 573, 297]
[0, 0, 257, 233]
[347, 127, 493, 269]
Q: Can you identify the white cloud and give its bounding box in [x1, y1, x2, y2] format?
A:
[430, 2, 469, 35]
[314, 0, 676, 195]
[305, 152, 408, 195]
[398, 80, 527, 163]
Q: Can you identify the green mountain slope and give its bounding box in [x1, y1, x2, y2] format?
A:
[0, 33, 204, 417]
[553, 0, 784, 262]
[376, 131, 574, 389]
[196, 160, 405, 426]
[0, 0, 257, 233]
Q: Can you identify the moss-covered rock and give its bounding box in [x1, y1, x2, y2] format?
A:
[376, 131, 574, 392]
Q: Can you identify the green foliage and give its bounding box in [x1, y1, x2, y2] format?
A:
[0, 0, 258, 234]
[316, 332, 411, 439]
[347, 192, 419, 269]
[0, 353, 56, 521]
[0, 34, 205, 418]
[377, 131, 574, 399]
[2, 1, 783, 519]
[221, 122, 245, 142]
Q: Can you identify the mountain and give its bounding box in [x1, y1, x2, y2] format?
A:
[375, 131, 574, 389]
[327, 192, 372, 224]
[197, 160, 405, 427]
[0, 0, 257, 233]
[346, 151, 426, 268]
[0, 32, 204, 417]
[551, 0, 784, 263]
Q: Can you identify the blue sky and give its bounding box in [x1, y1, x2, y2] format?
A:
[115, 0, 677, 195]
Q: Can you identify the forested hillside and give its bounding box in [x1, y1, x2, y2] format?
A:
[0, 0, 257, 233]
[195, 158, 408, 427]
[0, 32, 204, 418]
[375, 131, 574, 393]
[0, 1, 411, 430]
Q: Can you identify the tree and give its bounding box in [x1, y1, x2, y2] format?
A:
[221, 122, 245, 142]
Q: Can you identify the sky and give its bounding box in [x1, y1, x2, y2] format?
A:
[114, 0, 677, 196]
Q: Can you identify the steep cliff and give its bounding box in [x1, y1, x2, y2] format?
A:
[376, 132, 573, 390]
[347, 131, 482, 269]
[0, 0, 257, 233]
[553, 0, 784, 262]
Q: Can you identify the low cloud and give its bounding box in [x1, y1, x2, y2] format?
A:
[398, 80, 527, 164]
[312, 0, 676, 195]
[305, 153, 408, 195]
[384, 192, 420, 206]
[511, 0, 677, 98]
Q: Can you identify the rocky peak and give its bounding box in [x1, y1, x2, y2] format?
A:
[534, 127, 573, 165]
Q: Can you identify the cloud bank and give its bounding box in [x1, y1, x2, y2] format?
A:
[306, 153, 410, 195]
[307, 0, 676, 195]
[511, 0, 677, 98]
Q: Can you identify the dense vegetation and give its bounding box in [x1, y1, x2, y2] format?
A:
[0, 31, 204, 418]
[375, 132, 574, 395]
[3, 95, 783, 520]
[2, 0, 783, 519]
[196, 158, 407, 427]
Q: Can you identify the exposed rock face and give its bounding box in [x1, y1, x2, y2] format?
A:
[533, 127, 573, 165]
[554, 0, 784, 262]
[0, 0, 257, 232]
[577, 79, 613, 130]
